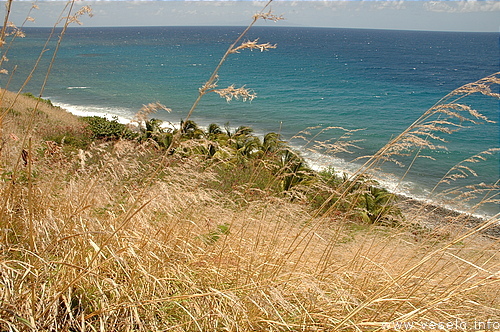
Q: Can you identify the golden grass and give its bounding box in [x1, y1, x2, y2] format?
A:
[0, 94, 498, 330]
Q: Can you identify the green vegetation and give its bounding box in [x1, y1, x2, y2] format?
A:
[79, 112, 402, 223]
[21, 92, 55, 107]
[199, 222, 231, 245]
[82, 115, 136, 140]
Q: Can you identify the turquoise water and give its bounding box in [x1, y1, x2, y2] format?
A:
[3, 26, 499, 216]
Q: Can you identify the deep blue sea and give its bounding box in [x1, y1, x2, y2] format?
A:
[3, 26, 499, 217]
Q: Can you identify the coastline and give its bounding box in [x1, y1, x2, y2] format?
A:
[51, 99, 499, 231]
[397, 195, 500, 239]
[303, 150, 499, 222]
[10, 26, 499, 224]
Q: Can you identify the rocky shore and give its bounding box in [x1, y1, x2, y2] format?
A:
[398, 195, 500, 239]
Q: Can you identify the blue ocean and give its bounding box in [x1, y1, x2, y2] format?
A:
[4, 26, 499, 217]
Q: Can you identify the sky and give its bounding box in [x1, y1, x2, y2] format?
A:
[4, 1, 500, 32]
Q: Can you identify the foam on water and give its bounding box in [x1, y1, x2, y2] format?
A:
[52, 101, 132, 125]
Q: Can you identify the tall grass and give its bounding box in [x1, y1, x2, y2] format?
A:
[1, 1, 499, 331]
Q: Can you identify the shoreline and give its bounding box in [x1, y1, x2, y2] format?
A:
[397, 194, 500, 239]
[4, 90, 499, 239]
[303, 151, 498, 222]
[54, 99, 499, 225]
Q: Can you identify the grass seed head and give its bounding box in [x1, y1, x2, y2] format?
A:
[213, 85, 257, 102]
[230, 39, 277, 54]
[253, 9, 284, 22]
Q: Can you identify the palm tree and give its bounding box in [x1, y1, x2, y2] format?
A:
[207, 123, 223, 137]
[276, 149, 310, 192]
[144, 118, 164, 137]
[226, 125, 262, 159]
[357, 186, 401, 224]
[233, 125, 254, 137]
[180, 119, 203, 139]
[262, 132, 283, 155]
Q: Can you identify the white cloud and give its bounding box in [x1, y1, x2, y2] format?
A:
[369, 0, 407, 11]
[459, 0, 500, 12]
[424, 0, 500, 13]
[423, 1, 453, 13]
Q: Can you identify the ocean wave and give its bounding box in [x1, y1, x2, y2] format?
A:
[53, 102, 132, 124]
[66, 86, 90, 90]
[53, 101, 182, 132]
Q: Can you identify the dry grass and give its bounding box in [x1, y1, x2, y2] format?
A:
[0, 93, 499, 331]
[4, 87, 497, 332]
[1, 1, 499, 330]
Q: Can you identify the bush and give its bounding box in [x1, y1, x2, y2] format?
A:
[21, 92, 55, 107]
[82, 116, 136, 140]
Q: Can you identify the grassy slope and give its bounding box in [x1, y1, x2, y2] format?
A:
[0, 91, 499, 330]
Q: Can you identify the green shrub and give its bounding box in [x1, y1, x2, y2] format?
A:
[22, 92, 55, 107]
[356, 186, 402, 224]
[82, 116, 136, 140]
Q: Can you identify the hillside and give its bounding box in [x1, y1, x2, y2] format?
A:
[0, 89, 499, 330]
